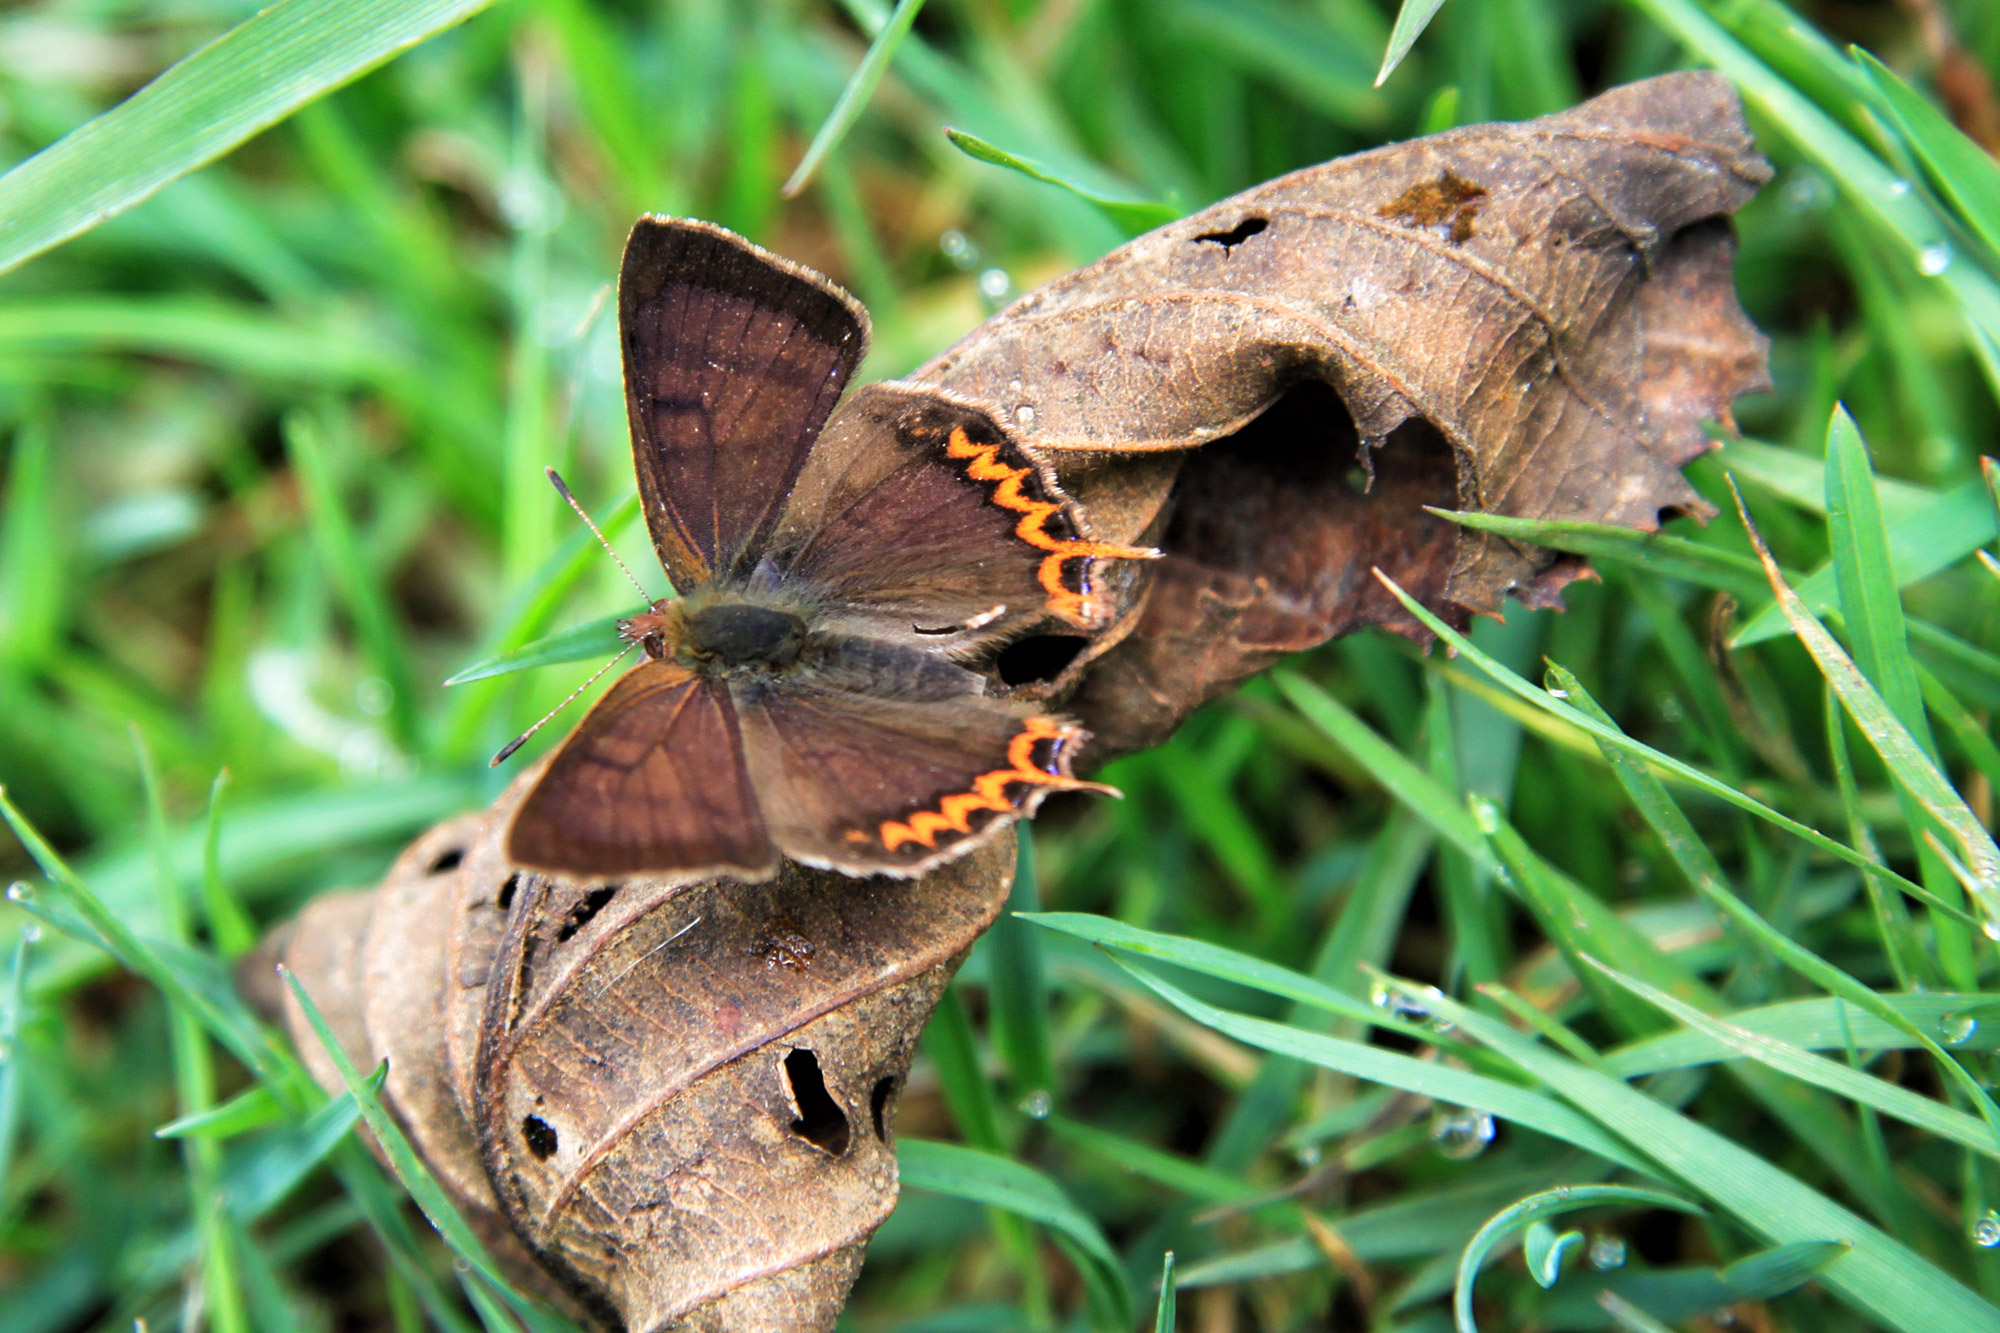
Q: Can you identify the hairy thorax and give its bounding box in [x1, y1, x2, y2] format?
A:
[619, 592, 812, 676]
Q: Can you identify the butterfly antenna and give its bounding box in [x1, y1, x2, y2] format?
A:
[546, 467, 652, 603]
[490, 642, 638, 767]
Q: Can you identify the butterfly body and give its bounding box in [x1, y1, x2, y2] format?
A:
[504, 217, 1153, 883]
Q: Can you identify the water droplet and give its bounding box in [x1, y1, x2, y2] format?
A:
[940, 229, 977, 269]
[1941, 1012, 1979, 1045]
[1984, 918, 2000, 942]
[1887, 178, 1912, 198]
[1470, 798, 1500, 835]
[978, 268, 1012, 301]
[6, 883, 31, 904]
[1588, 1235, 1628, 1270]
[1020, 1090, 1052, 1120]
[1547, 688, 1569, 699]
[1015, 404, 1036, 427]
[19, 922, 41, 944]
[1778, 172, 1829, 214]
[1370, 982, 1432, 1023]
[1975, 1210, 2000, 1247]
[1294, 1143, 1322, 1169]
[1920, 242, 1953, 276]
[1430, 1108, 1494, 1160]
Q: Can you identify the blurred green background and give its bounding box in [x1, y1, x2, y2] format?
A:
[4, 0, 2000, 1329]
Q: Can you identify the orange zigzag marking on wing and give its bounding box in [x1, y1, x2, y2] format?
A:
[944, 426, 1158, 628]
[879, 716, 1104, 853]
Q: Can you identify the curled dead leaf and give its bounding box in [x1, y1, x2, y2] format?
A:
[257, 770, 1013, 1331]
[908, 70, 1771, 756]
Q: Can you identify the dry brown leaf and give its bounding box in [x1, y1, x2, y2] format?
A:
[259, 768, 1013, 1332]
[909, 70, 1771, 755]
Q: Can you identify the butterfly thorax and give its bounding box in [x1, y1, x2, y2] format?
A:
[619, 594, 811, 677]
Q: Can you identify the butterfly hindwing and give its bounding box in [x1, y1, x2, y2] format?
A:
[732, 663, 1097, 876]
[508, 660, 776, 880]
[619, 217, 869, 589]
[766, 384, 1157, 649]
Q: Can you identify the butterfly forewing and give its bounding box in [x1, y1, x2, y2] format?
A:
[620, 217, 869, 588]
[508, 660, 775, 879]
[768, 385, 1156, 647]
[733, 674, 1095, 876]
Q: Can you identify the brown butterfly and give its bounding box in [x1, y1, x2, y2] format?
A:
[501, 217, 1157, 881]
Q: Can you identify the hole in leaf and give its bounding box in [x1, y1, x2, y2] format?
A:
[495, 874, 519, 912]
[783, 1049, 850, 1156]
[870, 1076, 898, 1141]
[1193, 216, 1268, 249]
[995, 634, 1087, 686]
[522, 1115, 558, 1160]
[556, 885, 620, 942]
[426, 847, 464, 875]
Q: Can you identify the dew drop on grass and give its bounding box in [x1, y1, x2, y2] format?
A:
[1983, 917, 2000, 942]
[1588, 1235, 1628, 1270]
[1430, 1108, 1494, 1160]
[5, 883, 30, 904]
[1941, 1012, 1979, 1045]
[1887, 178, 1912, 198]
[1019, 1090, 1052, 1120]
[1975, 1211, 2000, 1248]
[19, 922, 40, 944]
[1370, 982, 1432, 1023]
[1919, 242, 1953, 276]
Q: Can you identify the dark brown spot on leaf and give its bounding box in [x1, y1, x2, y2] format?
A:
[1376, 170, 1487, 243]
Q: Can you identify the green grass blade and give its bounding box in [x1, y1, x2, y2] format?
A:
[1377, 0, 1450, 86]
[1586, 957, 2000, 1159]
[157, 1085, 284, 1142]
[1605, 993, 2000, 1076]
[944, 128, 1181, 234]
[1723, 1240, 1851, 1298]
[1397, 980, 2000, 1333]
[279, 966, 576, 1333]
[1454, 1186, 1701, 1333]
[1735, 478, 1997, 645]
[0, 0, 501, 275]
[784, 0, 928, 199]
[1154, 1251, 1176, 1333]
[1111, 959, 1653, 1174]
[1729, 488, 2000, 923]
[1430, 509, 1769, 599]
[898, 1138, 1134, 1331]
[1365, 577, 1937, 912]
[198, 771, 257, 961]
[1023, 911, 1432, 1039]
[0, 789, 285, 1086]
[1548, 660, 2000, 1149]
[443, 611, 635, 686]
[1272, 672, 1497, 873]
[0, 934, 27, 1201]
[285, 411, 419, 751]
[1852, 50, 2000, 263]
[1823, 407, 1931, 744]
[988, 833, 1056, 1105]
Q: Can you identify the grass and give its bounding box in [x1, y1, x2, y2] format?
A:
[1, 0, 1999, 1329]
